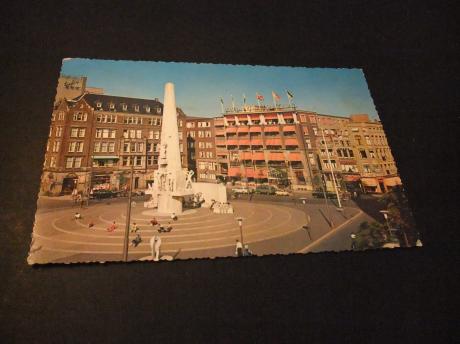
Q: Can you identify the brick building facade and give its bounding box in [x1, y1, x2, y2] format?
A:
[41, 93, 187, 196]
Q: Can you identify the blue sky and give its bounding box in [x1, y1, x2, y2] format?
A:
[61, 58, 378, 119]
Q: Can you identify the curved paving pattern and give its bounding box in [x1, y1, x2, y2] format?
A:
[29, 200, 310, 263]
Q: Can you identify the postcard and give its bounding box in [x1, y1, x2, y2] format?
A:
[28, 59, 421, 264]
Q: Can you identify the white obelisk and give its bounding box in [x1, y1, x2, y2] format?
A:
[155, 82, 192, 214]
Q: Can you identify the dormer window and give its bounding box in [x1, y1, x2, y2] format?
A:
[109, 103, 115, 110]
[134, 105, 140, 112]
[145, 106, 150, 113]
[156, 107, 161, 114]
[122, 104, 128, 111]
[96, 102, 102, 108]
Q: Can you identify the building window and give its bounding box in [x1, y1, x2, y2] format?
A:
[359, 150, 367, 159]
[52, 141, 60, 152]
[96, 114, 117, 123]
[369, 150, 376, 158]
[73, 112, 87, 121]
[68, 141, 84, 153]
[145, 106, 150, 113]
[65, 157, 82, 168]
[134, 105, 140, 112]
[109, 103, 115, 110]
[58, 111, 65, 120]
[156, 108, 161, 114]
[50, 156, 56, 168]
[122, 104, 128, 111]
[186, 122, 195, 128]
[51, 113, 56, 121]
[71, 127, 86, 138]
[55, 126, 63, 137]
[96, 128, 116, 138]
[96, 102, 102, 108]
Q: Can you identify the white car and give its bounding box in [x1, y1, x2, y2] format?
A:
[275, 190, 290, 196]
[233, 187, 249, 194]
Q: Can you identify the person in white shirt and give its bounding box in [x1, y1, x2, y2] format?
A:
[235, 240, 243, 257]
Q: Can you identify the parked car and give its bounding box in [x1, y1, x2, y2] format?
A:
[275, 190, 290, 196]
[255, 185, 276, 195]
[90, 190, 117, 199]
[232, 187, 249, 194]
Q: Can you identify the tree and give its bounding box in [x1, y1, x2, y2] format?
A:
[354, 221, 388, 250]
[379, 185, 417, 246]
[270, 167, 289, 187]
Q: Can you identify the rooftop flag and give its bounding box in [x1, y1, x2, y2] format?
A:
[256, 92, 264, 101]
[272, 91, 281, 101]
[286, 90, 294, 99]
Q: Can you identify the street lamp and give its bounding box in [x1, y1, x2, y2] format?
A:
[236, 217, 244, 245]
[122, 164, 135, 261]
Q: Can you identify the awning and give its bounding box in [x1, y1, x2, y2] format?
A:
[244, 169, 255, 178]
[264, 126, 279, 132]
[361, 178, 378, 187]
[283, 113, 294, 119]
[288, 152, 302, 161]
[266, 139, 282, 146]
[226, 140, 238, 145]
[268, 152, 285, 161]
[249, 126, 262, 132]
[240, 152, 252, 160]
[238, 140, 250, 146]
[263, 114, 278, 119]
[228, 167, 242, 177]
[226, 127, 237, 133]
[283, 125, 296, 132]
[253, 152, 265, 160]
[383, 176, 402, 186]
[339, 159, 357, 165]
[92, 156, 119, 160]
[238, 114, 249, 119]
[237, 127, 249, 133]
[215, 130, 225, 136]
[342, 174, 361, 182]
[284, 138, 299, 146]
[250, 139, 263, 146]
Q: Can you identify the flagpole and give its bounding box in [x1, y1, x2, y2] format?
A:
[287, 90, 292, 107]
[220, 98, 224, 114]
[272, 92, 276, 109]
[257, 93, 261, 108]
[231, 95, 235, 111]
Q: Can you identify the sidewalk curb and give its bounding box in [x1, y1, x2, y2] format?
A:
[297, 210, 364, 253]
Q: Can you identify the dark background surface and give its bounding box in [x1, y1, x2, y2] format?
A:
[0, 1, 458, 342]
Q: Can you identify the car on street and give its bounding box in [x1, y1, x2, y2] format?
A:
[255, 185, 276, 195]
[232, 187, 249, 194]
[275, 190, 290, 196]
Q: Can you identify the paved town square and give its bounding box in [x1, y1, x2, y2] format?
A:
[29, 195, 368, 264]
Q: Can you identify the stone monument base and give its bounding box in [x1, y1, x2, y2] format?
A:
[191, 182, 227, 207]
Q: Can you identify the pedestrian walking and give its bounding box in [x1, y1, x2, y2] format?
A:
[150, 217, 158, 227]
[74, 212, 82, 220]
[235, 240, 243, 257]
[88, 221, 95, 229]
[72, 188, 78, 204]
[171, 212, 178, 221]
[107, 221, 117, 232]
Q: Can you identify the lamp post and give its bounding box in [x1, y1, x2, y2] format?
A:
[237, 217, 244, 245]
[122, 164, 134, 262]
